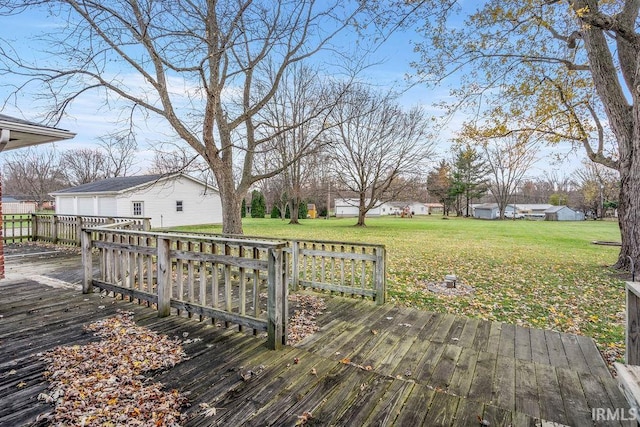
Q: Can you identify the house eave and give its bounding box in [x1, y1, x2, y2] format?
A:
[0, 119, 76, 152]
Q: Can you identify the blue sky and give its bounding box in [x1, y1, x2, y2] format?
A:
[0, 2, 584, 179]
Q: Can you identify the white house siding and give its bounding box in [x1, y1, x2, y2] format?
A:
[77, 197, 95, 216]
[114, 176, 222, 228]
[335, 199, 400, 217]
[408, 202, 427, 215]
[335, 199, 361, 217]
[56, 197, 74, 214]
[97, 197, 117, 217]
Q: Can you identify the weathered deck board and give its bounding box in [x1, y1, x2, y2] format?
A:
[0, 245, 631, 426]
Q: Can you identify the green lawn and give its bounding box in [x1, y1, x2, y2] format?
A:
[174, 215, 625, 364]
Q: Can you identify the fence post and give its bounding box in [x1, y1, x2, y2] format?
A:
[52, 215, 59, 244]
[31, 213, 38, 242]
[291, 240, 299, 291]
[375, 246, 386, 306]
[626, 282, 640, 364]
[157, 236, 172, 317]
[81, 229, 93, 294]
[267, 246, 286, 350]
[143, 218, 151, 231]
[75, 216, 83, 246]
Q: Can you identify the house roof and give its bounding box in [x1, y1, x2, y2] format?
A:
[0, 114, 75, 151]
[51, 173, 219, 197]
[515, 203, 553, 211]
[52, 175, 166, 195]
[545, 205, 574, 213]
[474, 203, 499, 210]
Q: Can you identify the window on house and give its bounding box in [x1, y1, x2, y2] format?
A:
[132, 201, 143, 216]
[176, 201, 183, 212]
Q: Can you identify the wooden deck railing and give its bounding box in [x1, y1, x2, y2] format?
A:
[290, 239, 385, 304]
[2, 215, 32, 243]
[36, 214, 151, 245]
[158, 232, 387, 305]
[1, 214, 152, 245]
[81, 227, 288, 350]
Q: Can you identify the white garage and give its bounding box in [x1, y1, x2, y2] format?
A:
[51, 173, 222, 228]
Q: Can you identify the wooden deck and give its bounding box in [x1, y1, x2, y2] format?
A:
[0, 245, 634, 426]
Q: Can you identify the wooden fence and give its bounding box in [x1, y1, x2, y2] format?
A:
[158, 232, 386, 305]
[2, 215, 32, 243]
[82, 227, 288, 350]
[1, 214, 151, 244]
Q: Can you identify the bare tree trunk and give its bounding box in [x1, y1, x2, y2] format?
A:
[356, 207, 367, 226]
[288, 197, 300, 225]
[615, 145, 640, 270]
[356, 192, 367, 226]
[215, 170, 243, 235]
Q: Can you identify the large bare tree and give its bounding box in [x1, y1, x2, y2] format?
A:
[329, 86, 434, 226]
[401, 0, 639, 268]
[61, 133, 138, 184]
[2, 147, 68, 206]
[0, 0, 363, 234]
[258, 64, 337, 224]
[572, 160, 620, 218]
[480, 134, 539, 218]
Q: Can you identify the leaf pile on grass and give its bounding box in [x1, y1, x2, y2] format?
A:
[39, 310, 187, 426]
[288, 294, 326, 344]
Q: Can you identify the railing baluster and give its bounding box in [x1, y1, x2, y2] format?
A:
[224, 243, 232, 327]
[238, 245, 246, 332]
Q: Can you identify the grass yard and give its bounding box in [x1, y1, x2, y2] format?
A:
[174, 215, 626, 364]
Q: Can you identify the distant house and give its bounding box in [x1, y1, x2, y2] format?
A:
[515, 204, 553, 219]
[51, 173, 222, 228]
[335, 199, 379, 217]
[544, 206, 585, 221]
[334, 199, 427, 217]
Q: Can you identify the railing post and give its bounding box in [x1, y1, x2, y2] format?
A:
[375, 246, 386, 305]
[157, 236, 172, 317]
[31, 213, 38, 242]
[291, 240, 299, 291]
[267, 245, 286, 350]
[626, 282, 640, 364]
[81, 229, 93, 294]
[143, 218, 151, 231]
[75, 216, 83, 246]
[52, 215, 59, 244]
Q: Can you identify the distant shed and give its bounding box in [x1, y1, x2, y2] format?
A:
[544, 206, 585, 221]
[473, 203, 499, 219]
